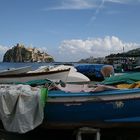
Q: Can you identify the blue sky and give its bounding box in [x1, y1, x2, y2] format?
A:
[0, 0, 140, 62]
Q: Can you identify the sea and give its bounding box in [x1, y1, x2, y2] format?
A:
[0, 62, 57, 71]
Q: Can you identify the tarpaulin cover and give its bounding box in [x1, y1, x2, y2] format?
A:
[0, 84, 47, 133]
[102, 72, 140, 85]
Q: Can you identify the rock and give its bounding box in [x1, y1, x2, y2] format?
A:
[3, 43, 54, 62]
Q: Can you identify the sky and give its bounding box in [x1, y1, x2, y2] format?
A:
[0, 0, 140, 62]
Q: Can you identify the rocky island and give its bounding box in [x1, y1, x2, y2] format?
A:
[3, 43, 54, 62]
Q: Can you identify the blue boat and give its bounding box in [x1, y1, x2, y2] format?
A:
[43, 87, 140, 129]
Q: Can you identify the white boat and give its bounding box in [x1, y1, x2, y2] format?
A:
[33, 65, 90, 82]
[50, 65, 90, 82]
[0, 66, 32, 76]
[0, 68, 70, 84]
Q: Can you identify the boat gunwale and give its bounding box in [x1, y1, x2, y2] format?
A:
[0, 68, 70, 78]
[48, 88, 140, 97]
[47, 88, 140, 103]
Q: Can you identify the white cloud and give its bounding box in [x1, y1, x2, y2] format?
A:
[90, 0, 140, 23]
[43, 0, 140, 11]
[58, 36, 140, 61]
[104, 0, 125, 4]
[105, 0, 140, 4]
[43, 0, 99, 11]
[0, 45, 9, 61]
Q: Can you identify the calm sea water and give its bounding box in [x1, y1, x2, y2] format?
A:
[0, 62, 80, 72]
[0, 62, 60, 71]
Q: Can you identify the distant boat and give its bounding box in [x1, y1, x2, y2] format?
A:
[0, 66, 32, 76]
[0, 68, 70, 84]
[132, 65, 140, 72]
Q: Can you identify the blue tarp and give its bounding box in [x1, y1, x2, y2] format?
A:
[75, 64, 106, 78]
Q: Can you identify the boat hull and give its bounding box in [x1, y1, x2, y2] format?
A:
[0, 66, 32, 75]
[0, 69, 70, 83]
[49, 65, 90, 82]
[44, 88, 140, 128]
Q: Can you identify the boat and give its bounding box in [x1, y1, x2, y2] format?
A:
[0, 68, 70, 84]
[42, 72, 140, 129]
[43, 85, 140, 129]
[2, 72, 140, 133]
[1, 75, 140, 133]
[32, 65, 90, 83]
[131, 65, 140, 72]
[49, 65, 90, 82]
[0, 66, 32, 75]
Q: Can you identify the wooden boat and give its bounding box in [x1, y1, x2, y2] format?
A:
[43, 84, 140, 129]
[1, 80, 140, 133]
[0, 68, 70, 84]
[0, 66, 32, 75]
